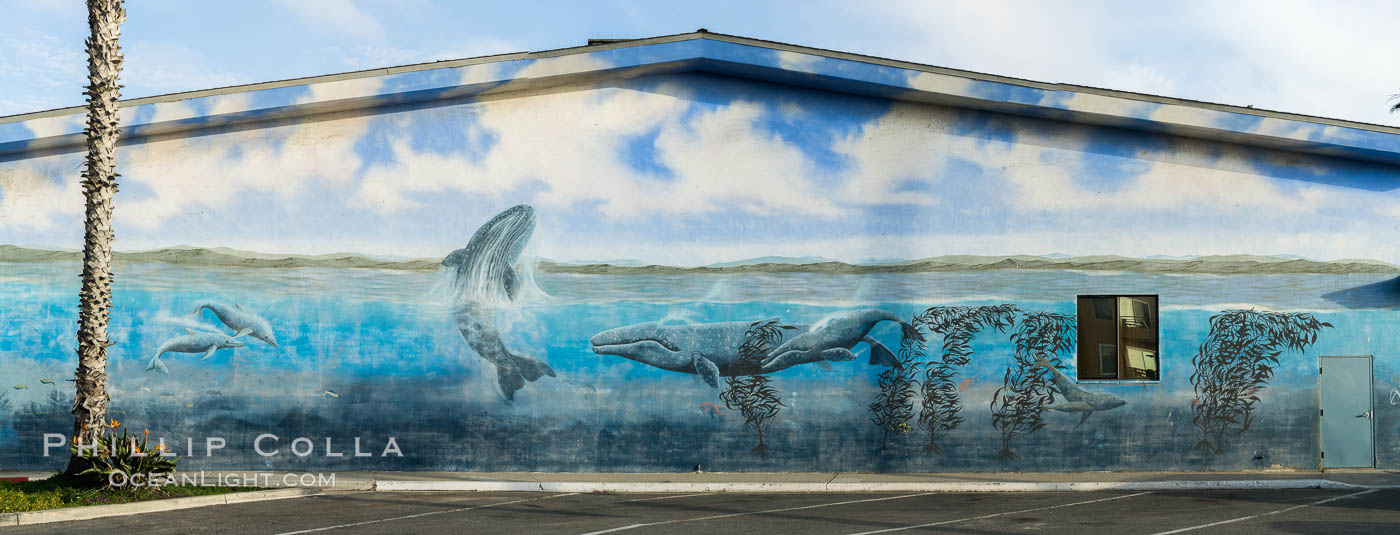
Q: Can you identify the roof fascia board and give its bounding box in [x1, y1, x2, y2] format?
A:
[2, 33, 1397, 166]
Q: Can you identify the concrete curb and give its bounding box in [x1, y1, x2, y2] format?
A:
[0, 487, 320, 526]
[373, 479, 1367, 494]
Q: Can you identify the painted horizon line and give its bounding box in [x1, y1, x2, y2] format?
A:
[0, 244, 1396, 275]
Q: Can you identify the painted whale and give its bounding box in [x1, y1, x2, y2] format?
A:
[193, 301, 278, 347]
[759, 309, 919, 373]
[1033, 355, 1126, 426]
[443, 205, 555, 402]
[146, 329, 247, 374]
[591, 316, 901, 388]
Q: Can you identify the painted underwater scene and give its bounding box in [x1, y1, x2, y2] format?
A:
[2, 242, 1398, 473]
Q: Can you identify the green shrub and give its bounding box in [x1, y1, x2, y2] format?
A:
[72, 423, 178, 489]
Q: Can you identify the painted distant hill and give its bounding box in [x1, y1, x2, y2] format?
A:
[539, 254, 1400, 275]
[707, 256, 838, 267]
[0, 245, 441, 270]
[2, 245, 1397, 275]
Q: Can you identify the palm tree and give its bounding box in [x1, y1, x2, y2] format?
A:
[65, 0, 125, 477]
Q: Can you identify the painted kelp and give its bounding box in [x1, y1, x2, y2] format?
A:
[912, 305, 1018, 455]
[991, 312, 1076, 461]
[717, 319, 790, 458]
[869, 305, 1020, 454]
[1191, 309, 1331, 454]
[868, 349, 917, 452]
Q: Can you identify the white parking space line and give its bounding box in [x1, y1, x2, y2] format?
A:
[273, 492, 580, 535]
[612, 493, 711, 503]
[1149, 489, 1379, 535]
[845, 491, 1154, 535]
[578, 493, 936, 535]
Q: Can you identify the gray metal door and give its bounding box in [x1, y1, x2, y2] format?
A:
[1320, 356, 1373, 468]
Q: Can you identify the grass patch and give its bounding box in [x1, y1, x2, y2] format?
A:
[1, 477, 256, 513]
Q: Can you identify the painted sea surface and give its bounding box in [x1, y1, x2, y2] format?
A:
[1, 261, 1397, 472]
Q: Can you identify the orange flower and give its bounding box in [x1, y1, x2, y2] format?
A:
[156, 443, 166, 452]
[144, 428, 149, 437]
[110, 419, 121, 428]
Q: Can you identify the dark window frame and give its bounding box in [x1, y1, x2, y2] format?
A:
[1075, 294, 1160, 382]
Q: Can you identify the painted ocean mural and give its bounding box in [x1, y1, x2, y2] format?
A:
[1, 226, 1397, 471]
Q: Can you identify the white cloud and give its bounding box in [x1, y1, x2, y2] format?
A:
[270, 0, 385, 41]
[776, 51, 820, 73]
[859, 0, 1400, 126]
[19, 115, 84, 139]
[118, 111, 369, 229]
[513, 54, 614, 80]
[207, 93, 255, 116]
[356, 83, 881, 218]
[149, 101, 200, 124]
[0, 154, 83, 230]
[905, 72, 973, 96]
[298, 76, 387, 105]
[123, 41, 249, 98]
[836, 100, 1344, 219]
[0, 28, 85, 116]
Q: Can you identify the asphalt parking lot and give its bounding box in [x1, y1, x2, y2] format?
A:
[7, 488, 1398, 534]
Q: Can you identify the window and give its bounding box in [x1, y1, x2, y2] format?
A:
[1076, 295, 1158, 380]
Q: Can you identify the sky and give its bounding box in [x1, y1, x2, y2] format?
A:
[0, 0, 1398, 266]
[2, 0, 1399, 126]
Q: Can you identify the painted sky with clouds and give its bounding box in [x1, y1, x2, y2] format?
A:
[0, 1, 1397, 266]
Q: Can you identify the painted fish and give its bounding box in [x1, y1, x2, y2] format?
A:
[324, 390, 339, 398]
[699, 401, 724, 418]
[12, 384, 27, 390]
[39, 378, 55, 385]
[957, 377, 974, 392]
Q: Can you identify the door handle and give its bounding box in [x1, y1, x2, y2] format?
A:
[1356, 411, 1373, 419]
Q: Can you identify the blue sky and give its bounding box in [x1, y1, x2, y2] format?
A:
[2, 0, 1399, 126]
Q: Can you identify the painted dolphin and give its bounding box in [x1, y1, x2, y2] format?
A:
[193, 301, 278, 347]
[591, 318, 901, 388]
[1033, 355, 1126, 426]
[759, 309, 918, 373]
[146, 329, 247, 374]
[443, 205, 555, 402]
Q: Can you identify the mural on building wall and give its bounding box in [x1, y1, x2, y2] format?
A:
[717, 319, 789, 458]
[990, 312, 1078, 460]
[0, 58, 1394, 473]
[1190, 310, 1331, 454]
[910, 305, 1017, 455]
[443, 205, 555, 402]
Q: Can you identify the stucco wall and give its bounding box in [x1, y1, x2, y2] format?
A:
[0, 66, 1397, 472]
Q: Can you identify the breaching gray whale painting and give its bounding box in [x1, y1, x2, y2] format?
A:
[443, 204, 556, 402]
[591, 309, 908, 388]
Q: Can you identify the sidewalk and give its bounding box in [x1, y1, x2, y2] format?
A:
[8, 469, 1398, 493]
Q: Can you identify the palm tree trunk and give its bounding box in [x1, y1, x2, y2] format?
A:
[65, 0, 125, 477]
